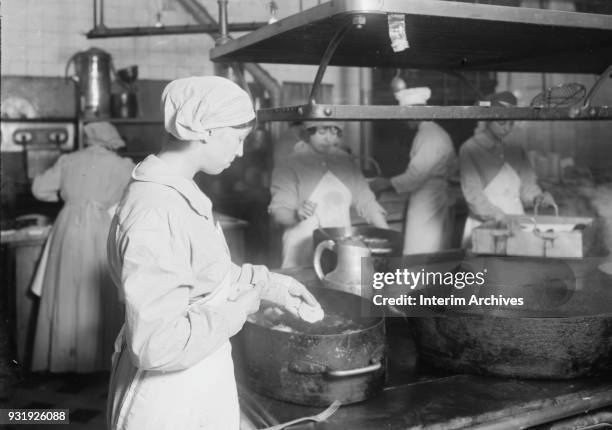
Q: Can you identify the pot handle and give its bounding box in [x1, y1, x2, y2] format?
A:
[64, 52, 80, 84]
[314, 239, 336, 281]
[326, 362, 382, 377]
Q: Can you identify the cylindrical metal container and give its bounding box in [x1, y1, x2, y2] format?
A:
[313, 226, 403, 274]
[236, 286, 386, 406]
[65, 48, 113, 119]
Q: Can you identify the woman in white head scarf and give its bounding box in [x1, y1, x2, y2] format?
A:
[269, 120, 389, 268]
[30, 121, 134, 373]
[106, 76, 321, 430]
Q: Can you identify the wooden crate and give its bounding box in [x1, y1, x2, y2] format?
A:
[472, 215, 595, 258]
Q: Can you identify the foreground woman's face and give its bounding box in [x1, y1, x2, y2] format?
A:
[199, 127, 251, 174]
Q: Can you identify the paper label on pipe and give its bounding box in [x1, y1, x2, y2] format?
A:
[387, 14, 409, 52]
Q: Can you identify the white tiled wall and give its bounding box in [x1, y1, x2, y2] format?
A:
[1, 0, 339, 87]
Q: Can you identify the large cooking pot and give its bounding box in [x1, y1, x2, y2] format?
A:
[401, 255, 612, 379]
[235, 285, 386, 406]
[313, 226, 403, 274]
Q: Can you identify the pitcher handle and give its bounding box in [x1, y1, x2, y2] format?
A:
[314, 239, 335, 281]
[64, 52, 79, 84]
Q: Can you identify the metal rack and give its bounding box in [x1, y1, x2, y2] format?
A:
[210, 0, 612, 122]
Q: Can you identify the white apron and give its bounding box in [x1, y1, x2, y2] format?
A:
[403, 178, 450, 255]
[461, 163, 524, 248]
[107, 221, 240, 430]
[281, 171, 352, 268]
[30, 227, 54, 297]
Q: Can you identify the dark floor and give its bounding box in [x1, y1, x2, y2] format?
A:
[4, 371, 109, 429]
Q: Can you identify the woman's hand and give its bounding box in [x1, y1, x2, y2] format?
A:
[263, 273, 323, 321]
[297, 200, 317, 221]
[368, 177, 392, 195]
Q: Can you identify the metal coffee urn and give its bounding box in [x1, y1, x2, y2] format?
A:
[65, 47, 114, 119]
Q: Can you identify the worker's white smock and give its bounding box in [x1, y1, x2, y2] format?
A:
[390, 122, 457, 255]
[107, 155, 269, 430]
[270, 144, 386, 268]
[30, 145, 133, 372]
[459, 132, 542, 247]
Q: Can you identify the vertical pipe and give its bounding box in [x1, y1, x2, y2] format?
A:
[93, 0, 98, 28]
[359, 67, 373, 169]
[100, 0, 105, 28]
[217, 0, 229, 44]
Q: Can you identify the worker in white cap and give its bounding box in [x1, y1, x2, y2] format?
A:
[30, 122, 134, 373]
[106, 76, 321, 430]
[460, 91, 556, 247]
[369, 87, 458, 255]
[270, 120, 388, 268]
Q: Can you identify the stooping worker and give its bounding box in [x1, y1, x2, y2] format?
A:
[106, 76, 322, 430]
[369, 87, 458, 255]
[269, 120, 389, 268]
[459, 91, 556, 247]
[30, 122, 134, 372]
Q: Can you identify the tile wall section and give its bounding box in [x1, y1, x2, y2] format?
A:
[1, 0, 338, 88]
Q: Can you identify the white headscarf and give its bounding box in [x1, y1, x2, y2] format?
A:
[83, 122, 125, 149]
[394, 87, 431, 106]
[161, 76, 255, 141]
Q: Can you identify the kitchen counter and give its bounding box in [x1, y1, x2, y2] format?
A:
[236, 267, 612, 429]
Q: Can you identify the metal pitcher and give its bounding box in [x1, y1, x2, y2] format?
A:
[65, 48, 114, 119]
[313, 236, 374, 297]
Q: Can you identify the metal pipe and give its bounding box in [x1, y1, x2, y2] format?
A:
[217, 0, 229, 45]
[86, 23, 266, 39]
[176, 0, 282, 109]
[93, 0, 97, 28]
[308, 19, 354, 104]
[359, 67, 373, 170]
[100, 0, 105, 28]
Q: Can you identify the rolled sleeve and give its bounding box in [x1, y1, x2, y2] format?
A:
[31, 155, 66, 202]
[118, 210, 245, 372]
[390, 140, 443, 195]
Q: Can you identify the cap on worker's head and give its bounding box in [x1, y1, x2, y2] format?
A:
[161, 76, 255, 141]
[484, 91, 518, 107]
[84, 121, 125, 149]
[394, 87, 431, 106]
[303, 120, 344, 130]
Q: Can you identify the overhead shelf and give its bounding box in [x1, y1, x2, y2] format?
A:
[210, 0, 612, 74]
[257, 104, 612, 122]
[210, 0, 612, 122]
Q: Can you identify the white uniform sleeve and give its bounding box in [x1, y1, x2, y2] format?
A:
[31, 155, 66, 202]
[390, 136, 443, 194]
[117, 209, 248, 371]
[349, 167, 387, 222]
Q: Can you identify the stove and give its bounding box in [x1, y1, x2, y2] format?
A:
[1, 120, 76, 180]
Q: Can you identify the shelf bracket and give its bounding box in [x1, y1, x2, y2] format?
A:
[308, 14, 366, 107]
[581, 64, 612, 110]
